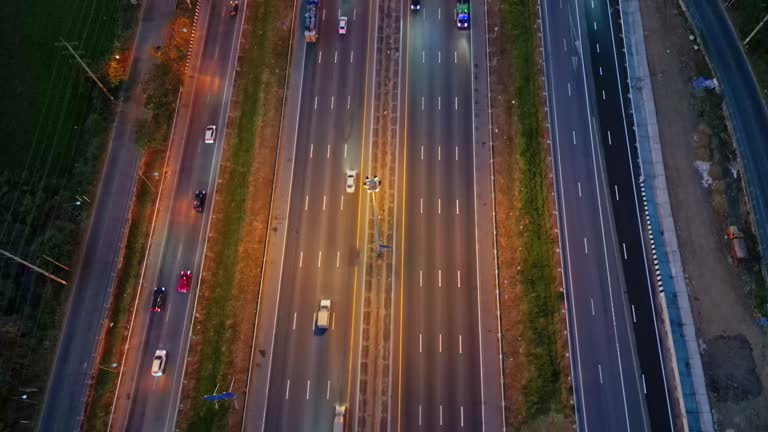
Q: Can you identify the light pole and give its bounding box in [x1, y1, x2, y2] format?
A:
[365, 176, 391, 257]
[98, 363, 119, 372]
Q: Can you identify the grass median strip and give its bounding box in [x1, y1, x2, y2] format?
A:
[489, 0, 571, 428]
[176, 0, 293, 429]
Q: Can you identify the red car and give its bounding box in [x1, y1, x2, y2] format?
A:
[177, 270, 192, 293]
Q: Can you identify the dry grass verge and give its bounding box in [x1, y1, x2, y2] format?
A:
[487, 0, 572, 429]
[175, 0, 293, 429]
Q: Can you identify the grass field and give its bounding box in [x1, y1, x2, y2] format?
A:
[0, 0, 136, 428]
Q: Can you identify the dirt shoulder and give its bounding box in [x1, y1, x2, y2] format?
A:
[638, 1, 768, 430]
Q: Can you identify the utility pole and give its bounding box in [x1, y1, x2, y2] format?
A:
[744, 13, 768, 47]
[57, 37, 115, 102]
[0, 249, 68, 286]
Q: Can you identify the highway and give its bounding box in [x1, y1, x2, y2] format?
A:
[540, 0, 671, 430]
[242, 0, 505, 429]
[107, 1, 247, 431]
[241, 0, 375, 429]
[396, 2, 485, 431]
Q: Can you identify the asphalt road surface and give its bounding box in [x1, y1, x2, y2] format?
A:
[38, 0, 178, 429]
[108, 2, 247, 431]
[396, 2, 487, 431]
[241, 0, 375, 429]
[582, 1, 674, 430]
[540, 0, 673, 430]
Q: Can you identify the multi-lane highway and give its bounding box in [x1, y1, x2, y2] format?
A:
[107, 2, 247, 430]
[241, 0, 375, 429]
[396, 2, 485, 430]
[542, 0, 673, 430]
[243, 0, 504, 430]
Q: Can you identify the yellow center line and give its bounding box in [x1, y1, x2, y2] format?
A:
[397, 7, 411, 432]
[346, 0, 377, 407]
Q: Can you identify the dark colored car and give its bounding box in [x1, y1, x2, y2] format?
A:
[228, 0, 239, 15]
[411, 0, 421, 11]
[177, 270, 192, 293]
[151, 287, 166, 312]
[193, 190, 207, 213]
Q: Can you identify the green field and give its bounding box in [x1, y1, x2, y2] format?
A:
[0, 0, 136, 427]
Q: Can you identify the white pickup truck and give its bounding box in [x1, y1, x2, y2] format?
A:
[317, 299, 331, 330]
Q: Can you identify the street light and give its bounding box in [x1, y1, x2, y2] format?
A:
[98, 363, 119, 372]
[364, 176, 390, 257]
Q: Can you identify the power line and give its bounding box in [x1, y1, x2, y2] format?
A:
[56, 37, 114, 102]
[0, 248, 68, 286]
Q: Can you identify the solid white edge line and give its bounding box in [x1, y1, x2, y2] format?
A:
[470, 1, 489, 428]
[540, 0, 588, 429]
[388, 0, 404, 423]
[246, 0, 306, 427]
[166, 0, 249, 426]
[606, 0, 674, 426]
[574, 1, 632, 428]
[354, 0, 381, 428]
[107, 90, 181, 431]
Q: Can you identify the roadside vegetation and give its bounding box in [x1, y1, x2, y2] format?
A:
[488, 0, 571, 429]
[176, 0, 293, 429]
[691, 49, 768, 317]
[83, 151, 165, 431]
[84, 2, 196, 430]
[0, 0, 137, 428]
[724, 2, 768, 315]
[137, 13, 193, 150]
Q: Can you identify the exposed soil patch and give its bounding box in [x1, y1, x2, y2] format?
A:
[702, 334, 762, 403]
[637, 0, 768, 430]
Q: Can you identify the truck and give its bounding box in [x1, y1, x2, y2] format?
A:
[726, 225, 748, 262]
[334, 404, 347, 432]
[456, 0, 469, 29]
[317, 299, 331, 330]
[304, 0, 319, 42]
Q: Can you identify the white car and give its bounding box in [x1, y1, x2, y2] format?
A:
[151, 350, 167, 377]
[346, 170, 356, 193]
[204, 125, 216, 143]
[338, 16, 348, 34]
